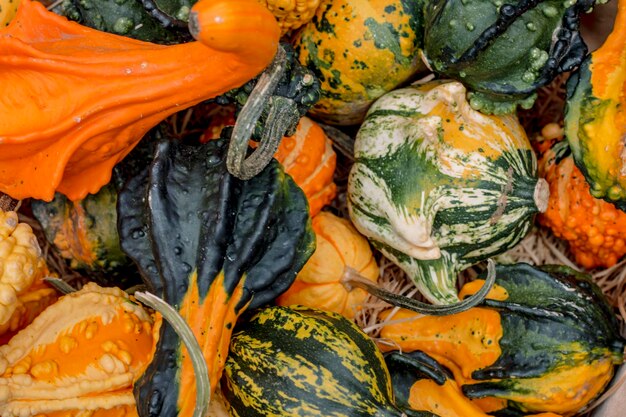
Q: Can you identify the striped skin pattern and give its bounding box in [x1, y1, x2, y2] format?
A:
[348, 81, 548, 304]
[223, 306, 420, 417]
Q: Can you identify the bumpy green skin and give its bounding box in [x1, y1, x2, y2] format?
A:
[348, 82, 544, 305]
[423, 0, 595, 114]
[58, 0, 193, 44]
[223, 306, 438, 417]
[464, 263, 625, 415]
[565, 57, 626, 209]
[118, 136, 314, 417]
[32, 185, 141, 289]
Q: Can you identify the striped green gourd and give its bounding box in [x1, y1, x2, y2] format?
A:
[222, 305, 438, 417]
[348, 80, 549, 307]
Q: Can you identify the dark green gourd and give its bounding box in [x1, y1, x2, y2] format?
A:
[423, 0, 597, 114]
[117, 135, 314, 417]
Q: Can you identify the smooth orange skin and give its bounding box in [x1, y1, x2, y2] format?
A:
[0, 0, 279, 201]
[277, 212, 378, 319]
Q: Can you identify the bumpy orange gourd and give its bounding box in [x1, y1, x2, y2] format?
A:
[0, 0, 280, 202]
[204, 114, 337, 216]
[257, 0, 320, 34]
[277, 211, 377, 318]
[0, 283, 156, 417]
[539, 139, 626, 269]
[273, 117, 337, 216]
[0, 210, 57, 344]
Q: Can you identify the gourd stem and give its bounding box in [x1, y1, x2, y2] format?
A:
[227, 45, 295, 180]
[342, 260, 497, 316]
[43, 277, 77, 294]
[134, 291, 211, 417]
[0, 193, 18, 212]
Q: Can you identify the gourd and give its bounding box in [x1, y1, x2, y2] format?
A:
[204, 114, 337, 216]
[0, 210, 57, 343]
[292, 0, 425, 125]
[117, 135, 314, 417]
[60, 0, 193, 44]
[385, 351, 563, 417]
[379, 263, 625, 416]
[0, 0, 19, 27]
[0, 0, 280, 201]
[348, 81, 548, 307]
[538, 140, 626, 269]
[271, 117, 337, 216]
[422, 0, 595, 114]
[32, 185, 140, 289]
[222, 305, 438, 417]
[564, 0, 626, 209]
[258, 0, 321, 34]
[0, 282, 155, 417]
[277, 211, 378, 319]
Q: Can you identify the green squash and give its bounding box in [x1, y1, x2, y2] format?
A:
[292, 0, 425, 126]
[564, 0, 626, 209]
[423, 0, 596, 114]
[380, 263, 626, 416]
[59, 0, 194, 43]
[348, 81, 548, 306]
[118, 134, 314, 417]
[222, 305, 439, 417]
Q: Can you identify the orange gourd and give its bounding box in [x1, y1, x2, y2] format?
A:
[277, 211, 378, 318]
[0, 0, 279, 202]
[0, 283, 156, 417]
[204, 114, 337, 216]
[538, 139, 626, 269]
[273, 117, 337, 216]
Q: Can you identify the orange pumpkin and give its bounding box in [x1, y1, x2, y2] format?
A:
[277, 211, 378, 318]
[0, 0, 279, 202]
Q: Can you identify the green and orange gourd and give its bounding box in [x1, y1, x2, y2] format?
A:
[293, 0, 425, 125]
[117, 134, 314, 417]
[379, 263, 625, 416]
[565, 0, 626, 209]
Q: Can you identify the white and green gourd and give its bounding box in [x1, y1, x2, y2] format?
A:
[347, 81, 549, 311]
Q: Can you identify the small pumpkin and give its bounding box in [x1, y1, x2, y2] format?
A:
[385, 351, 563, 417]
[118, 135, 314, 417]
[222, 305, 438, 417]
[292, 0, 425, 125]
[277, 211, 378, 318]
[0, 282, 156, 417]
[0, 0, 19, 27]
[0, 0, 280, 201]
[538, 139, 626, 269]
[348, 81, 548, 307]
[564, 0, 626, 208]
[379, 263, 625, 416]
[423, 0, 594, 114]
[0, 210, 57, 343]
